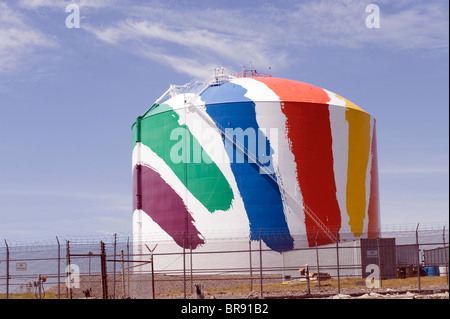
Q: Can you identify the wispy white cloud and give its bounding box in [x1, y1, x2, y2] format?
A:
[80, 0, 448, 77]
[368, 2, 449, 51]
[0, 2, 57, 73]
[3, 1, 448, 77]
[141, 50, 219, 79]
[83, 14, 283, 77]
[17, 0, 119, 9]
[279, 0, 449, 51]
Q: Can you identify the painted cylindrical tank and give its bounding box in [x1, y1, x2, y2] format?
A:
[132, 71, 380, 252]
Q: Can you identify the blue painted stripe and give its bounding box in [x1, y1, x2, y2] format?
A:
[201, 82, 294, 251]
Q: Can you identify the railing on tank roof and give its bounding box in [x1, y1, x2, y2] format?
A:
[236, 69, 272, 78]
[151, 66, 271, 109]
[151, 67, 237, 108]
[154, 80, 204, 105]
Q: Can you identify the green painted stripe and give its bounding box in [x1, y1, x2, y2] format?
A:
[132, 104, 234, 213]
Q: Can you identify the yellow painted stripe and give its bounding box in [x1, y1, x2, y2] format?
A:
[336, 94, 367, 113]
[345, 107, 371, 237]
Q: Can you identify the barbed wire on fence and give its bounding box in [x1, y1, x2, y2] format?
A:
[0, 223, 448, 299]
[2, 222, 447, 247]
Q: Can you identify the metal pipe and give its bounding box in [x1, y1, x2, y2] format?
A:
[135, 115, 142, 143]
[315, 233, 321, 290]
[305, 264, 310, 295]
[127, 237, 130, 297]
[4, 240, 9, 299]
[121, 250, 126, 298]
[56, 236, 60, 299]
[66, 240, 72, 299]
[249, 239, 253, 291]
[151, 252, 155, 299]
[416, 223, 421, 293]
[336, 231, 340, 294]
[113, 233, 117, 299]
[377, 237, 382, 288]
[443, 226, 449, 284]
[183, 234, 186, 299]
[259, 230, 263, 298]
[101, 241, 108, 299]
[190, 236, 193, 294]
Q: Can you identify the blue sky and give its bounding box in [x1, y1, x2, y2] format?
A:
[0, 0, 448, 241]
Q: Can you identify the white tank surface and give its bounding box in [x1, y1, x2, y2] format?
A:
[131, 68, 380, 254]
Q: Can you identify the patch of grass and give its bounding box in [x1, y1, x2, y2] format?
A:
[382, 276, 447, 289]
[199, 276, 449, 295]
[3, 276, 447, 299]
[0, 291, 60, 299]
[263, 276, 448, 293]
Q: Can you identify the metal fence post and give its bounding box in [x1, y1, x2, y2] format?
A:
[443, 226, 448, 284]
[249, 239, 253, 291]
[305, 264, 311, 295]
[151, 250, 155, 299]
[190, 235, 193, 295]
[336, 232, 340, 294]
[377, 237, 382, 288]
[416, 224, 421, 293]
[144, 243, 158, 300]
[259, 230, 263, 299]
[56, 236, 60, 299]
[315, 233, 321, 290]
[101, 241, 108, 299]
[127, 237, 130, 297]
[183, 233, 186, 299]
[66, 240, 72, 299]
[113, 233, 117, 299]
[121, 249, 126, 298]
[4, 240, 9, 299]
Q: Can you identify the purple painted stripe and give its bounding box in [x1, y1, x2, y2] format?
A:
[133, 164, 205, 249]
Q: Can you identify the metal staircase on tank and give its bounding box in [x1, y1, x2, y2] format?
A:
[182, 70, 337, 244]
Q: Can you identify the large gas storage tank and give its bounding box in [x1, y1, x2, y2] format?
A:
[132, 69, 379, 253]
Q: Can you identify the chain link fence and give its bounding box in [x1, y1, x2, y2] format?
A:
[1, 225, 448, 299]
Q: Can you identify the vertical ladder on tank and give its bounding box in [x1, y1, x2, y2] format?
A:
[186, 94, 337, 244]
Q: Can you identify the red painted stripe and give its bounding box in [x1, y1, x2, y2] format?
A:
[254, 77, 331, 103]
[367, 122, 380, 238]
[283, 102, 342, 246]
[133, 164, 205, 249]
[255, 77, 341, 246]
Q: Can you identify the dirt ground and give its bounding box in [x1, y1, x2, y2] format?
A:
[160, 278, 449, 299]
[47, 274, 449, 299]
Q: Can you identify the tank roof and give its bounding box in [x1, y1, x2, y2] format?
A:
[135, 67, 368, 124]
